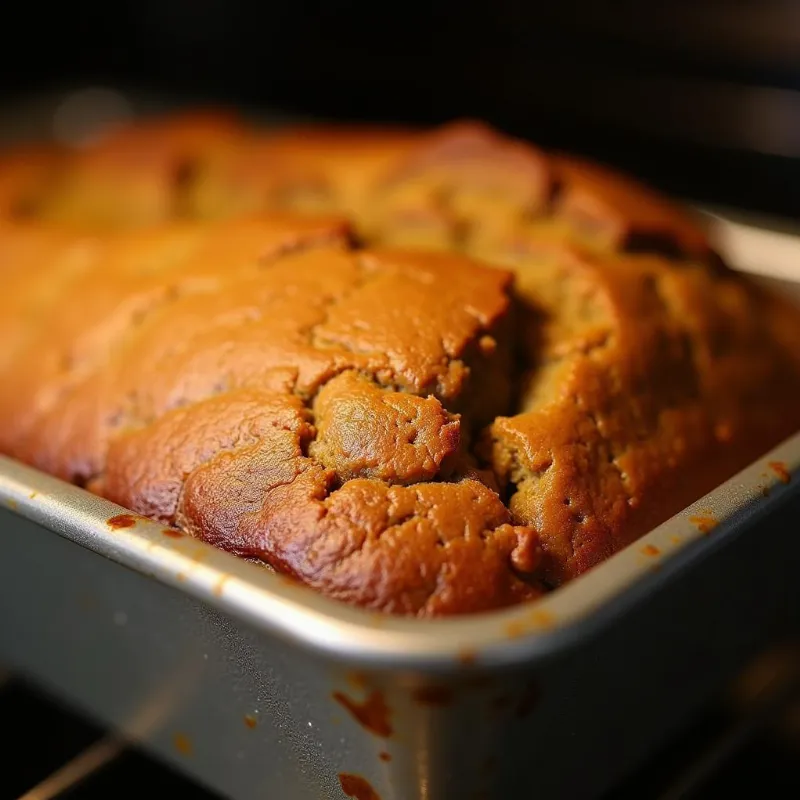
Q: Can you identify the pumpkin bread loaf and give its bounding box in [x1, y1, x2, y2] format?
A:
[0, 112, 798, 614]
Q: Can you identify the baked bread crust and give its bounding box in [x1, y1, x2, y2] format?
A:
[1, 112, 799, 615]
[0, 216, 542, 615]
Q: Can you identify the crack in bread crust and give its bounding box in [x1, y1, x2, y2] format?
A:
[1, 112, 800, 615]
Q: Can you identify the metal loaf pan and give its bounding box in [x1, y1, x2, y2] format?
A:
[1, 433, 798, 800]
[1, 97, 800, 798]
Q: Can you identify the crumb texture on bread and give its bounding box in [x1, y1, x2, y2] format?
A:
[0, 112, 799, 615]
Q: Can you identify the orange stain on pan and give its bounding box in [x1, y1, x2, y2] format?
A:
[457, 649, 477, 667]
[173, 732, 193, 756]
[411, 685, 454, 707]
[378, 751, 391, 762]
[338, 773, 381, 800]
[162, 527, 184, 538]
[641, 544, 661, 557]
[244, 714, 257, 729]
[768, 461, 791, 484]
[529, 609, 556, 629]
[506, 608, 556, 639]
[689, 514, 717, 534]
[332, 690, 392, 737]
[345, 671, 370, 690]
[107, 513, 137, 529]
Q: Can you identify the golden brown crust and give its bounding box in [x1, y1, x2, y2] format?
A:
[0, 112, 799, 615]
[188, 125, 420, 223]
[0, 214, 540, 615]
[489, 247, 800, 583]
[178, 447, 541, 615]
[0, 114, 713, 265]
[181, 118, 713, 262]
[0, 111, 246, 227]
[551, 155, 712, 259]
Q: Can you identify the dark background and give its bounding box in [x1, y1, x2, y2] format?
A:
[2, 0, 800, 216]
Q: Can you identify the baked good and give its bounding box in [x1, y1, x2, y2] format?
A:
[1, 112, 799, 615]
[0, 114, 711, 261]
[0, 216, 543, 615]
